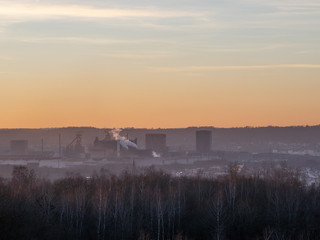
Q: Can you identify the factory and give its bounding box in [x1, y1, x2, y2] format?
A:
[0, 139, 54, 160]
[90, 130, 152, 159]
[0, 128, 215, 162]
[63, 133, 86, 158]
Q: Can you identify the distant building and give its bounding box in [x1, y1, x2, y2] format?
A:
[145, 134, 167, 153]
[92, 132, 151, 158]
[196, 130, 212, 153]
[10, 140, 28, 155]
[64, 134, 85, 158]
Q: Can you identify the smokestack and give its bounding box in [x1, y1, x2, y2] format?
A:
[59, 134, 61, 159]
[117, 140, 120, 158]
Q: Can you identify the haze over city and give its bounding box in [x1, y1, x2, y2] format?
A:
[1, 0, 319, 128]
[2, 1, 320, 239]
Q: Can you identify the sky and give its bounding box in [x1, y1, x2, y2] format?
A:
[0, 0, 319, 128]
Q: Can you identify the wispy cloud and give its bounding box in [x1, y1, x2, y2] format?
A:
[265, 9, 320, 16]
[0, 55, 15, 61]
[245, 0, 320, 8]
[0, 2, 208, 22]
[100, 51, 171, 59]
[134, 21, 223, 32]
[16, 37, 166, 45]
[152, 64, 320, 72]
[245, 0, 320, 15]
[199, 43, 300, 53]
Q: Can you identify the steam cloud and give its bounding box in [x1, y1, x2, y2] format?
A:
[111, 129, 138, 150]
[152, 151, 161, 158]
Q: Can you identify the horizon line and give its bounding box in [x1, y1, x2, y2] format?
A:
[1, 124, 319, 130]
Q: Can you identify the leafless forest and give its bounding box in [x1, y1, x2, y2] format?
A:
[0, 165, 319, 240]
[0, 127, 320, 239]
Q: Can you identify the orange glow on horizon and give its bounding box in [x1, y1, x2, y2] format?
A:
[1, 67, 319, 129]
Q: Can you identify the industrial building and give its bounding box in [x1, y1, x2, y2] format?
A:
[145, 134, 167, 153]
[91, 131, 152, 159]
[196, 130, 212, 153]
[64, 134, 85, 158]
[0, 139, 54, 160]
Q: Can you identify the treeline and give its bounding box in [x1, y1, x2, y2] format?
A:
[0, 166, 319, 240]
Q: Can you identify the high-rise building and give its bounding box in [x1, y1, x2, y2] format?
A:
[145, 134, 167, 153]
[196, 130, 212, 153]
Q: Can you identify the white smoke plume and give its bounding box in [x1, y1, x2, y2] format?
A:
[111, 129, 138, 150]
[152, 151, 161, 158]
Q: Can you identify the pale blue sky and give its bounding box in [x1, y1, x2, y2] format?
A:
[0, 0, 319, 128]
[1, 0, 319, 68]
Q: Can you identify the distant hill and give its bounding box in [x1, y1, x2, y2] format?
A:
[0, 125, 319, 153]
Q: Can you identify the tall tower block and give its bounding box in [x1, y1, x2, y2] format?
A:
[196, 130, 212, 153]
[145, 134, 167, 153]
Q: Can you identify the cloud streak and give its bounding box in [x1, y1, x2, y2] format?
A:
[0, 2, 208, 22]
[16, 37, 166, 45]
[0, 56, 14, 61]
[245, 0, 320, 8]
[152, 64, 320, 72]
[100, 51, 171, 59]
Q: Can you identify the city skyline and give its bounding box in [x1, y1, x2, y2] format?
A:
[0, 0, 319, 128]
